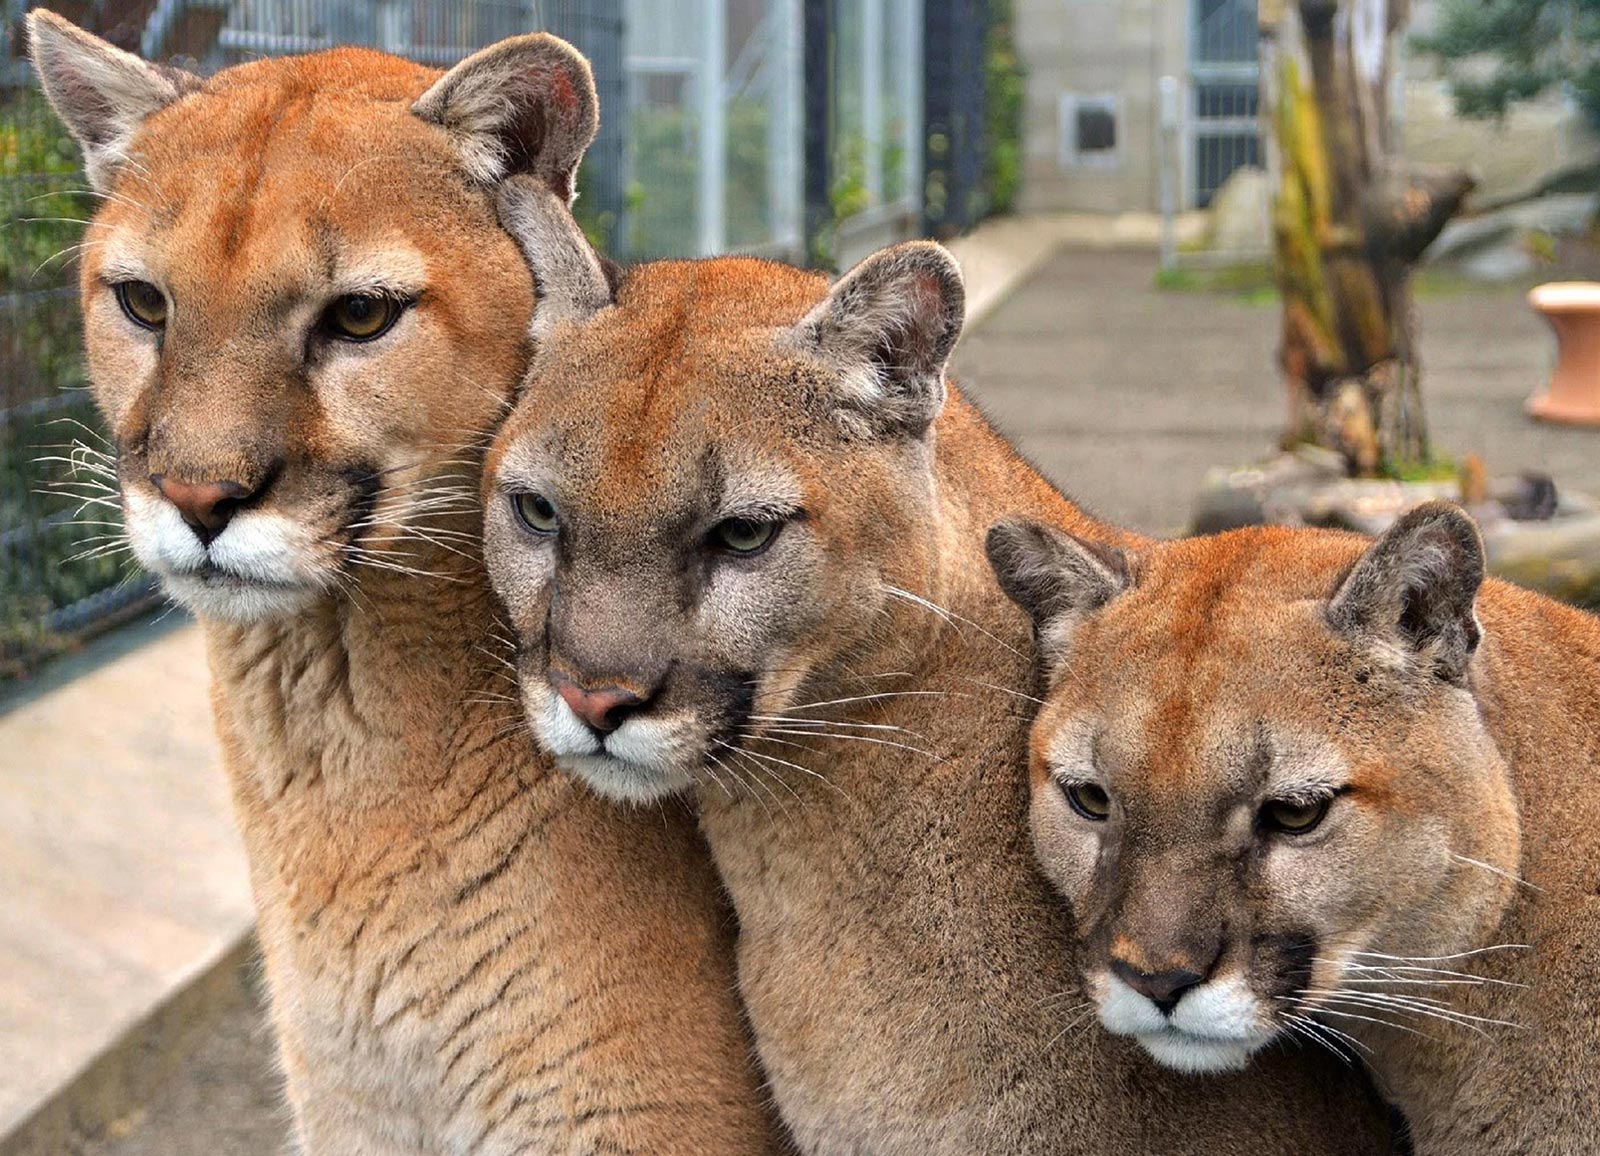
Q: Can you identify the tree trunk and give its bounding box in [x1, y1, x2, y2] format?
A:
[1259, 0, 1474, 476]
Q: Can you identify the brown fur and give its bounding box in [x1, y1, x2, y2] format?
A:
[1002, 511, 1600, 1153]
[480, 222, 1395, 1153]
[33, 12, 784, 1153]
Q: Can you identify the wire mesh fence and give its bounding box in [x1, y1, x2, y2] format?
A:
[1190, 0, 1260, 210]
[0, 0, 1009, 677]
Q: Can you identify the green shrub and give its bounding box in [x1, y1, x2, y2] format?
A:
[1, 87, 145, 679]
[985, 0, 1025, 216]
[626, 98, 773, 258]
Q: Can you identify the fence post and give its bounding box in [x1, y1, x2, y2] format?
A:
[922, 0, 985, 236]
[767, 0, 804, 256]
[861, 0, 884, 206]
[802, 0, 834, 266]
[1158, 73, 1179, 273]
[697, 0, 727, 255]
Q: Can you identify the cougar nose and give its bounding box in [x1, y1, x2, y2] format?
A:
[149, 474, 253, 545]
[1110, 959, 1208, 1016]
[551, 674, 648, 734]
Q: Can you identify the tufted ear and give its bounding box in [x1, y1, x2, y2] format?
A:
[496, 175, 613, 342]
[794, 241, 965, 438]
[1327, 501, 1485, 684]
[413, 32, 597, 200]
[986, 518, 1129, 667]
[27, 10, 201, 191]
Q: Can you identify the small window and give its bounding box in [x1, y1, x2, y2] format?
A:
[1058, 93, 1122, 169]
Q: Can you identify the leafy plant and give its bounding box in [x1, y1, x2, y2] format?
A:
[1415, 1, 1600, 130]
[984, 0, 1025, 216]
[625, 98, 773, 258]
[1, 88, 145, 679]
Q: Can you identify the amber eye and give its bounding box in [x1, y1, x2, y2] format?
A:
[511, 492, 559, 536]
[1260, 797, 1332, 836]
[323, 293, 403, 341]
[1062, 780, 1112, 822]
[116, 280, 167, 329]
[712, 517, 779, 556]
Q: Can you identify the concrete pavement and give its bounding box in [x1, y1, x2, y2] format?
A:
[953, 250, 1598, 535]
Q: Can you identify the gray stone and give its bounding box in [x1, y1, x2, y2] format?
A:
[1428, 192, 1600, 281]
[1200, 166, 1273, 257]
[1486, 516, 1600, 610]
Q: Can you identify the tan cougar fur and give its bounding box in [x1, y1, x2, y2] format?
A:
[31, 11, 784, 1153]
[478, 183, 1396, 1155]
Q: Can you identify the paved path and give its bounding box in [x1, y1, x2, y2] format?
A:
[0, 615, 249, 1152]
[953, 248, 1599, 536]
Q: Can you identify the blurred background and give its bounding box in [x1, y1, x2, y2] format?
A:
[2, 1, 1599, 1153]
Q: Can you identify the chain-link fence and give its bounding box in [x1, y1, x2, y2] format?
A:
[0, 0, 1012, 677]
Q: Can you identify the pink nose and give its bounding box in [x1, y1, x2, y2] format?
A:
[553, 677, 645, 733]
[149, 474, 252, 543]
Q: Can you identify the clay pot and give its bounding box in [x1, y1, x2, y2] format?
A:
[1527, 282, 1600, 427]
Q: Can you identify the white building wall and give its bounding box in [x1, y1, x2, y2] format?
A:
[1014, 0, 1186, 214]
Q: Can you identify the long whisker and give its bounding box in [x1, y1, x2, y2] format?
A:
[881, 583, 1028, 660]
[1450, 855, 1544, 893]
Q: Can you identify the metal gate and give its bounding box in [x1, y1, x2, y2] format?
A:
[1188, 0, 1259, 208]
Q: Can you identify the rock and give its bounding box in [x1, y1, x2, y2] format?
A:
[1190, 452, 1600, 611]
[1428, 192, 1600, 281]
[1201, 167, 1272, 256]
[1486, 517, 1600, 610]
[1495, 472, 1559, 522]
[1299, 478, 1459, 536]
[1191, 450, 1344, 535]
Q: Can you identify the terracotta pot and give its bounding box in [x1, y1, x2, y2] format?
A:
[1527, 282, 1600, 427]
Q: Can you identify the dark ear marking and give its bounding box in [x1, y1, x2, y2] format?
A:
[986, 518, 1129, 664]
[1327, 500, 1485, 683]
[413, 32, 598, 200]
[795, 241, 965, 438]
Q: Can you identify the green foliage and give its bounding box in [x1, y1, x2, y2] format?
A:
[1, 90, 92, 293]
[1416, 1, 1600, 130]
[1385, 454, 1460, 483]
[1155, 262, 1280, 305]
[1, 89, 146, 678]
[626, 98, 773, 258]
[984, 0, 1025, 216]
[830, 133, 871, 225]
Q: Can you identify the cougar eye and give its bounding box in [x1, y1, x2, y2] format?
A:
[1260, 797, 1331, 836]
[511, 492, 559, 536]
[323, 293, 404, 341]
[115, 280, 167, 329]
[1062, 780, 1112, 822]
[712, 517, 779, 556]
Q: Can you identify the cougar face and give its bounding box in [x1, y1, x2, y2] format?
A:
[988, 509, 1522, 1074]
[482, 193, 963, 802]
[31, 15, 599, 623]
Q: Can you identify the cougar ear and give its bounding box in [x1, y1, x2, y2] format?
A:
[986, 518, 1129, 667]
[1327, 501, 1485, 684]
[795, 241, 965, 438]
[496, 175, 613, 342]
[26, 9, 200, 191]
[413, 32, 597, 200]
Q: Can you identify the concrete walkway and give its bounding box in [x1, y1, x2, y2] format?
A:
[0, 616, 251, 1154]
[953, 248, 1599, 536]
